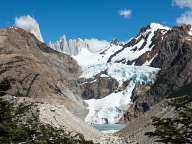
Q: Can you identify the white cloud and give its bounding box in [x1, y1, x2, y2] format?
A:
[174, 0, 192, 25]
[84, 39, 109, 53]
[174, 0, 192, 8]
[177, 11, 192, 25]
[119, 9, 132, 18]
[15, 15, 44, 42]
[15, 15, 38, 32]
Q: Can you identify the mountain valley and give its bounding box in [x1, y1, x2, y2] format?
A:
[1, 21, 192, 144]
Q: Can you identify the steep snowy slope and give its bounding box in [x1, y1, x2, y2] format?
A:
[73, 44, 123, 66]
[49, 36, 125, 66]
[107, 23, 170, 66]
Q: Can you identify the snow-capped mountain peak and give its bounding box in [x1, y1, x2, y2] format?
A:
[49, 23, 171, 67]
[106, 23, 171, 66]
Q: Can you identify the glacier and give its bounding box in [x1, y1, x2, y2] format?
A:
[48, 23, 168, 126]
[82, 63, 160, 124]
[85, 80, 135, 124]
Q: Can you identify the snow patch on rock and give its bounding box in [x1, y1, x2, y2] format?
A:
[110, 23, 170, 63]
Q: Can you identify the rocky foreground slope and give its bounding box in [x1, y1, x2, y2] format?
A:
[0, 26, 102, 142]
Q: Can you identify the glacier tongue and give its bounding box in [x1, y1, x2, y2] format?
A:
[85, 80, 135, 124]
[82, 63, 160, 124]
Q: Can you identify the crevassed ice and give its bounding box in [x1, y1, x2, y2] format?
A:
[83, 63, 160, 124]
[81, 63, 160, 85]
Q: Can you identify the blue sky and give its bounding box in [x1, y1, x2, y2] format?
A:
[0, 0, 190, 42]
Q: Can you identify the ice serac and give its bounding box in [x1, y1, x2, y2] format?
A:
[15, 15, 44, 42]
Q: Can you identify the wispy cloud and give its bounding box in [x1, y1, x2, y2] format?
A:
[174, 0, 192, 25]
[119, 9, 132, 18]
[177, 11, 192, 25]
[174, 0, 192, 8]
[15, 15, 39, 32]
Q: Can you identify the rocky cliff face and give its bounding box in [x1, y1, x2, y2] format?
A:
[79, 73, 119, 100]
[128, 24, 192, 116]
[0, 27, 81, 106]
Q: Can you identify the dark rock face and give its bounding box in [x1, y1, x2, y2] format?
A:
[79, 74, 119, 100]
[131, 24, 192, 114]
[150, 25, 192, 97]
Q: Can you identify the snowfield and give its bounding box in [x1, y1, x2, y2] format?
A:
[73, 45, 123, 66]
